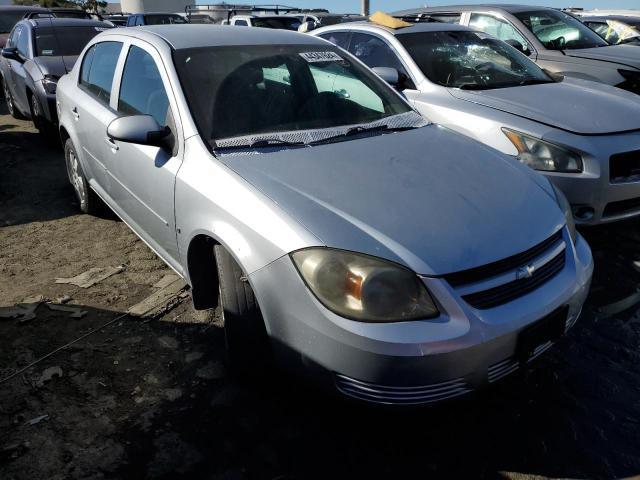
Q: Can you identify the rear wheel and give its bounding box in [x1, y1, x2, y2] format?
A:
[2, 77, 25, 120]
[214, 245, 271, 374]
[64, 138, 102, 215]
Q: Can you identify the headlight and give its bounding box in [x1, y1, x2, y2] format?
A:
[618, 69, 640, 94]
[41, 76, 58, 95]
[291, 248, 439, 322]
[551, 183, 577, 245]
[503, 128, 583, 173]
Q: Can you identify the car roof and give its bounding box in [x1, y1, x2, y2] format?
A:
[104, 24, 326, 49]
[29, 18, 112, 28]
[394, 4, 554, 15]
[318, 20, 473, 35]
[0, 5, 48, 11]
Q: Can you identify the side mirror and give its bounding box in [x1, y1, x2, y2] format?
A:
[107, 115, 174, 152]
[2, 47, 23, 63]
[505, 39, 531, 56]
[372, 67, 400, 87]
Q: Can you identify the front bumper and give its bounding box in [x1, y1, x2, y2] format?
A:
[541, 131, 640, 225]
[249, 231, 593, 405]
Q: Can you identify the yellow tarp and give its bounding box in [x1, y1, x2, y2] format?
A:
[369, 11, 413, 29]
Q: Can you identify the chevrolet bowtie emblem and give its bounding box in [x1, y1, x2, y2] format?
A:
[516, 265, 536, 280]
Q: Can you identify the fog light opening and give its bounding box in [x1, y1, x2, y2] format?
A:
[572, 205, 594, 222]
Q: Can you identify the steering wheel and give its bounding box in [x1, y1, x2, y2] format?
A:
[474, 62, 494, 72]
[552, 36, 566, 48]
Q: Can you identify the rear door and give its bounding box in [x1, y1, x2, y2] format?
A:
[72, 40, 123, 193]
[106, 40, 184, 266]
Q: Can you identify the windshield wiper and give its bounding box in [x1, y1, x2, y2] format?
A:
[458, 84, 487, 90]
[309, 124, 415, 146]
[215, 137, 306, 150]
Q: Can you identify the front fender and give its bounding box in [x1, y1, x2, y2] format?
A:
[176, 136, 322, 283]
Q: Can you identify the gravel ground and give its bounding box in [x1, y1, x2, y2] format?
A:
[1, 100, 639, 480]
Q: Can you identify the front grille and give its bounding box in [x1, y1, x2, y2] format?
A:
[603, 197, 640, 218]
[443, 230, 563, 287]
[487, 357, 519, 383]
[462, 251, 566, 309]
[334, 374, 472, 405]
[610, 150, 640, 183]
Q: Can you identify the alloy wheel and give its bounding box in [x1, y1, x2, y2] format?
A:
[67, 148, 86, 208]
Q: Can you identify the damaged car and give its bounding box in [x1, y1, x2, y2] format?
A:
[315, 20, 640, 224]
[0, 17, 113, 139]
[56, 26, 593, 405]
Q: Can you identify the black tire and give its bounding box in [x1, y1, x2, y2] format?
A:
[64, 138, 102, 215]
[2, 76, 25, 120]
[214, 245, 271, 374]
[30, 93, 58, 145]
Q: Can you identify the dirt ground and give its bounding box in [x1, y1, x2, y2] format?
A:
[1, 99, 640, 480]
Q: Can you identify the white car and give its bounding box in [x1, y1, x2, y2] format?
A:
[314, 21, 640, 225]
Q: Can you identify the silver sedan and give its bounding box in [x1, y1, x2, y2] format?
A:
[313, 22, 640, 225]
[56, 25, 593, 405]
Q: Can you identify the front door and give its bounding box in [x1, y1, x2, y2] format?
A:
[106, 41, 183, 268]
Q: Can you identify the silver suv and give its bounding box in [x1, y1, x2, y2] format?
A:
[394, 5, 640, 95]
[56, 25, 592, 405]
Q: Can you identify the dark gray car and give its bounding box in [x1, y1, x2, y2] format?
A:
[394, 5, 640, 95]
[0, 17, 113, 139]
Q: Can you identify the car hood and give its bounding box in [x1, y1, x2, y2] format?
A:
[33, 55, 79, 77]
[563, 44, 640, 69]
[447, 79, 640, 135]
[218, 125, 564, 276]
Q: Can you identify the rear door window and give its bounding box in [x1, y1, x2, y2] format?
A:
[79, 41, 123, 104]
[117, 45, 170, 126]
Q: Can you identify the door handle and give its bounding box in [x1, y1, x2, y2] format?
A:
[104, 137, 119, 151]
[71, 107, 79, 120]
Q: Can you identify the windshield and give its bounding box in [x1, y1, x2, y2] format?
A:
[515, 10, 608, 50]
[145, 14, 187, 25]
[399, 31, 552, 90]
[251, 17, 301, 30]
[173, 44, 413, 147]
[0, 11, 28, 34]
[35, 25, 108, 57]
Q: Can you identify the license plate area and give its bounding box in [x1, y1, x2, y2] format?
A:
[517, 306, 568, 363]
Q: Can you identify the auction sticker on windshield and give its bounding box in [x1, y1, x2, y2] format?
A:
[300, 51, 343, 63]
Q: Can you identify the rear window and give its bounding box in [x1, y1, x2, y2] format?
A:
[35, 25, 111, 56]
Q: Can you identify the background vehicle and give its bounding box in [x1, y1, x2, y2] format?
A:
[0, 5, 49, 48]
[49, 8, 95, 20]
[104, 14, 129, 27]
[56, 25, 592, 405]
[295, 11, 366, 32]
[0, 17, 113, 139]
[580, 15, 640, 45]
[126, 13, 188, 26]
[314, 20, 640, 225]
[229, 14, 301, 29]
[394, 5, 640, 95]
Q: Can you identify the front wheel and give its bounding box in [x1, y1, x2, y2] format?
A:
[214, 245, 271, 374]
[64, 138, 102, 215]
[30, 94, 57, 144]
